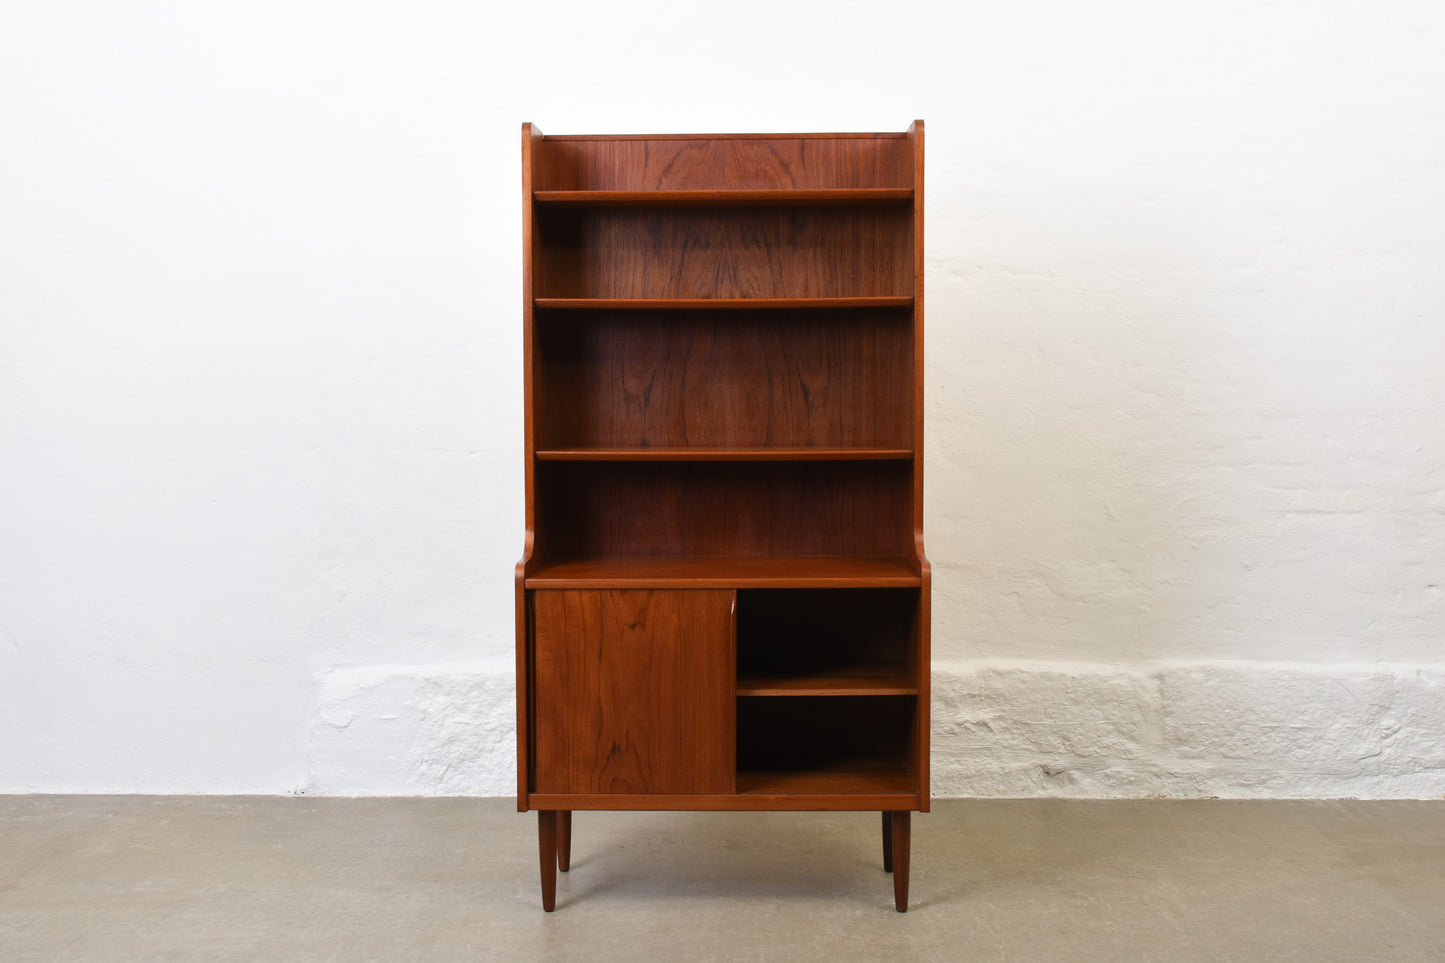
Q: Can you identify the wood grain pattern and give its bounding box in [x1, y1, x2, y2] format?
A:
[907, 120, 932, 814]
[532, 590, 735, 795]
[525, 791, 922, 812]
[533, 297, 912, 309]
[525, 556, 920, 589]
[535, 308, 912, 449]
[533, 189, 912, 207]
[891, 810, 911, 911]
[536, 207, 910, 299]
[537, 810, 557, 911]
[536, 137, 912, 191]
[518, 125, 930, 890]
[556, 811, 572, 872]
[535, 447, 913, 462]
[516, 122, 544, 812]
[536, 461, 912, 561]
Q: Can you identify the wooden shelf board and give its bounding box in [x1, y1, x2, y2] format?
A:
[534, 188, 913, 207]
[524, 792, 922, 812]
[542, 132, 909, 141]
[535, 447, 913, 462]
[533, 297, 913, 311]
[736, 761, 915, 795]
[525, 556, 921, 589]
[736, 676, 918, 697]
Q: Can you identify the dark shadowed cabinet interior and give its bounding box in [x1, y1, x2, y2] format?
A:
[515, 123, 930, 912]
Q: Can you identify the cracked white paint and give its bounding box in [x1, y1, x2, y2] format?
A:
[307, 661, 1445, 798]
[309, 662, 515, 795]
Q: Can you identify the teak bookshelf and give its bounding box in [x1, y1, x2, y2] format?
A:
[516, 123, 930, 912]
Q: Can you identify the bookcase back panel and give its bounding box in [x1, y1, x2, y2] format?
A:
[736, 588, 916, 680]
[536, 208, 911, 299]
[535, 309, 913, 449]
[537, 136, 912, 191]
[536, 461, 912, 561]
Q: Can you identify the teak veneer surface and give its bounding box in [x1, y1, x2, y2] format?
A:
[536, 460, 911, 561]
[535, 308, 912, 450]
[524, 556, 921, 589]
[534, 447, 913, 462]
[535, 207, 910, 300]
[532, 296, 913, 309]
[518, 122, 928, 911]
[532, 590, 735, 795]
[533, 188, 913, 207]
[535, 136, 912, 191]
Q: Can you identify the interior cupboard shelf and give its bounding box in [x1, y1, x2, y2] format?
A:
[535, 447, 914, 462]
[533, 188, 913, 207]
[736, 676, 918, 697]
[735, 761, 915, 795]
[534, 297, 914, 311]
[525, 556, 921, 589]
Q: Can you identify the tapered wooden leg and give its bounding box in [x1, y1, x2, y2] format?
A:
[882, 811, 894, 872]
[557, 811, 572, 872]
[537, 810, 557, 911]
[890, 810, 911, 912]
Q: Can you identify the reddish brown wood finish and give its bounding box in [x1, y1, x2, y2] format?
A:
[882, 811, 894, 872]
[537, 810, 557, 911]
[535, 308, 912, 450]
[526, 791, 921, 812]
[517, 124, 928, 911]
[891, 810, 911, 911]
[525, 556, 920, 589]
[532, 590, 735, 794]
[536, 461, 911, 563]
[556, 811, 572, 872]
[535, 447, 913, 462]
[536, 207, 910, 299]
[534, 297, 913, 309]
[907, 120, 932, 813]
[535, 135, 912, 191]
[534, 188, 912, 207]
[516, 122, 544, 814]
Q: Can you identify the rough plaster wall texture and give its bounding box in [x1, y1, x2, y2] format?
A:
[4, 1, 1445, 794]
[308, 662, 1445, 798]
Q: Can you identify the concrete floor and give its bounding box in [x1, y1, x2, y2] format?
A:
[1, 797, 1442, 962]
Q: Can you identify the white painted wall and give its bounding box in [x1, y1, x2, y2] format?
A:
[3, 1, 1443, 796]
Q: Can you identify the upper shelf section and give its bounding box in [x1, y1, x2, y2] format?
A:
[534, 206, 911, 300]
[533, 189, 912, 208]
[532, 134, 914, 191]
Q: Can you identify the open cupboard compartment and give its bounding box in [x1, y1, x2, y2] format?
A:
[736, 587, 919, 692]
[736, 695, 918, 794]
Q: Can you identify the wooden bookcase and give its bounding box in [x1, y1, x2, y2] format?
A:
[515, 123, 930, 912]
